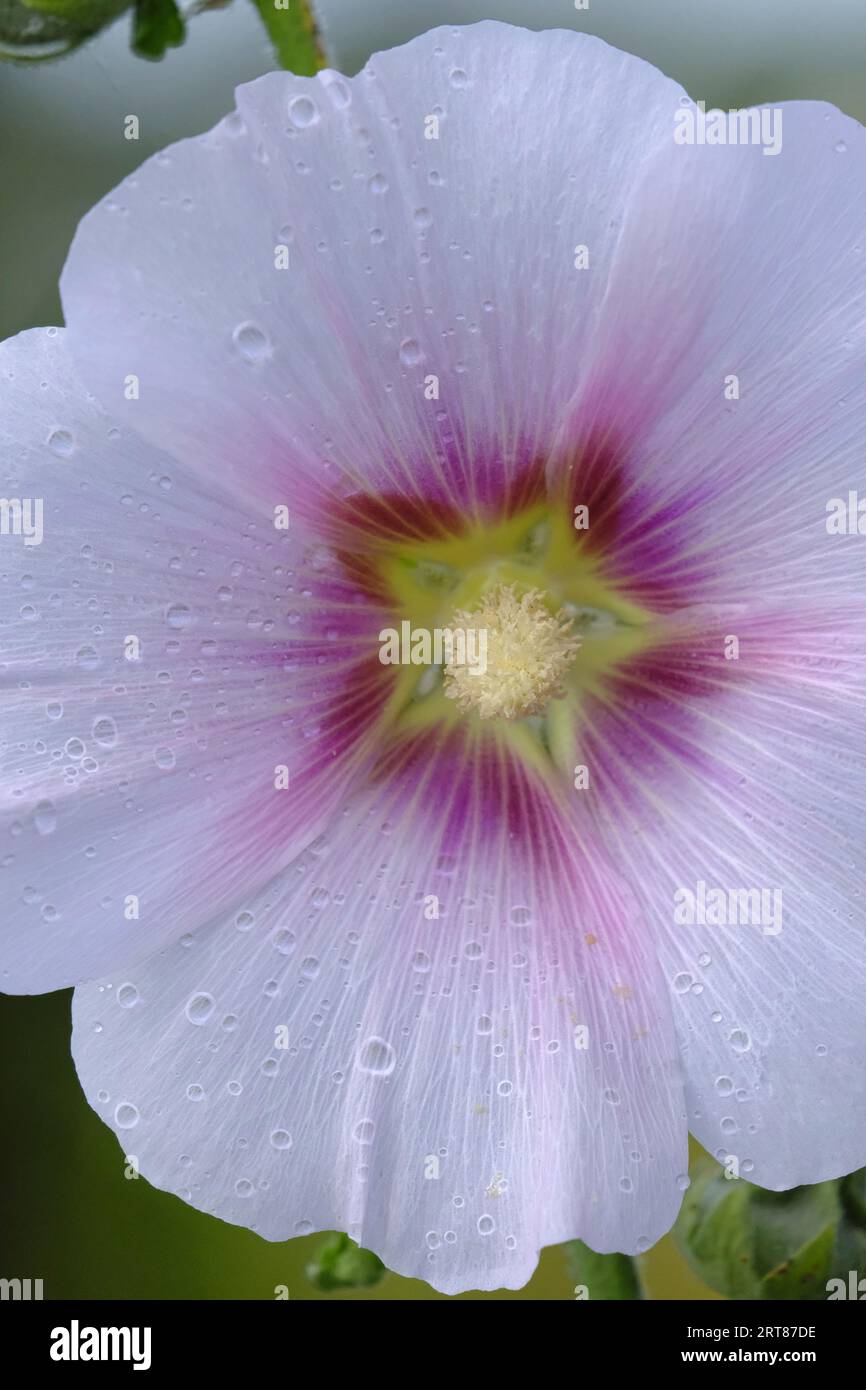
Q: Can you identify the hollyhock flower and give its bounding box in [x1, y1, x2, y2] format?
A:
[2, 21, 865, 1295]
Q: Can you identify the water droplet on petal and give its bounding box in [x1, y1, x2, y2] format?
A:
[358, 1036, 395, 1075]
[320, 74, 350, 108]
[34, 801, 57, 835]
[232, 322, 272, 362]
[166, 603, 191, 630]
[399, 338, 423, 366]
[289, 96, 319, 128]
[185, 992, 215, 1026]
[47, 428, 74, 457]
[92, 716, 118, 748]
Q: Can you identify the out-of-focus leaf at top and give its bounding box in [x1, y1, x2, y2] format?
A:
[250, 0, 322, 74]
[0, 0, 129, 60]
[131, 0, 184, 60]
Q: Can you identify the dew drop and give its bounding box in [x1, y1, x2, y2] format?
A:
[185, 992, 215, 1026]
[232, 322, 272, 362]
[289, 96, 319, 128]
[166, 603, 191, 629]
[115, 1102, 139, 1129]
[34, 801, 57, 835]
[92, 716, 118, 748]
[47, 428, 74, 457]
[358, 1036, 396, 1075]
[270, 1129, 293, 1150]
[75, 645, 100, 670]
[321, 75, 350, 108]
[399, 338, 423, 366]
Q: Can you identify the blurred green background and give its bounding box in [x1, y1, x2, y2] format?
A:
[1, 0, 864, 1299]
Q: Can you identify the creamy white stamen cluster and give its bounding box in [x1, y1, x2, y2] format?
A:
[443, 583, 581, 721]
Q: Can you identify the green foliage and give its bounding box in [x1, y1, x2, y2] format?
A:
[565, 1240, 643, 1300]
[675, 1156, 866, 1300]
[0, 0, 129, 59]
[305, 1233, 386, 1292]
[250, 0, 322, 75]
[131, 0, 183, 60]
[3, 0, 324, 69]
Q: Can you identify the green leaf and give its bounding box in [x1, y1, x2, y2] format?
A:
[305, 1232, 386, 1292]
[674, 1159, 763, 1298]
[21, 0, 128, 18]
[132, 0, 184, 60]
[0, 0, 128, 59]
[250, 0, 322, 75]
[565, 1239, 643, 1300]
[674, 1155, 863, 1300]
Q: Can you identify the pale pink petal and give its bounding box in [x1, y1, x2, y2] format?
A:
[1, 329, 386, 992]
[72, 729, 688, 1293]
